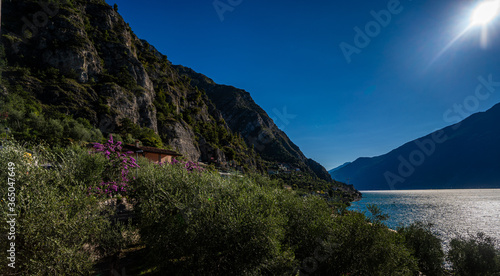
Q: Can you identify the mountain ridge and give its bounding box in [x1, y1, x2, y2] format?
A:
[331, 102, 500, 190]
[329, 162, 352, 173]
[174, 64, 333, 181]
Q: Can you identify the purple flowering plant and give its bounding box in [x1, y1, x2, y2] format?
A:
[159, 157, 204, 173]
[88, 135, 139, 197]
[183, 160, 204, 173]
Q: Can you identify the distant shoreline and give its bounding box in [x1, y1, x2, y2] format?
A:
[358, 188, 500, 193]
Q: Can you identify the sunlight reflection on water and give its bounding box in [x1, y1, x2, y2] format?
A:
[349, 189, 500, 251]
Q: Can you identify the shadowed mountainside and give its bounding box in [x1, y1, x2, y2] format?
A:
[331, 103, 500, 190]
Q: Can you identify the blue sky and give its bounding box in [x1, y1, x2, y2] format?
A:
[107, 0, 500, 170]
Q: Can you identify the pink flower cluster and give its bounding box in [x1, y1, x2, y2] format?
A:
[88, 135, 139, 197]
[183, 160, 204, 173]
[159, 158, 204, 173]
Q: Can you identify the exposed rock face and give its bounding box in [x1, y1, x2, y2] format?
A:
[162, 120, 200, 162]
[175, 65, 333, 181]
[3, 0, 158, 131]
[1, 0, 333, 181]
[95, 83, 156, 133]
[175, 66, 279, 152]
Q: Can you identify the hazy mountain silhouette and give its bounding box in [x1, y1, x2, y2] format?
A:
[330, 103, 500, 190]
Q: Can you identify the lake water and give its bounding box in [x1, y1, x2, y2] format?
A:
[349, 189, 500, 251]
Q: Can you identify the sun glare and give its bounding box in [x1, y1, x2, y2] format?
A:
[429, 0, 500, 66]
[471, 0, 500, 25]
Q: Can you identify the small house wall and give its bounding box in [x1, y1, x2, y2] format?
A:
[164, 155, 173, 163]
[143, 152, 173, 164]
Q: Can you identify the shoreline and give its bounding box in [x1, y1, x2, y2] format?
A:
[358, 188, 500, 193]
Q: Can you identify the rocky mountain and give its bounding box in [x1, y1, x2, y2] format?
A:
[0, 0, 332, 181]
[330, 103, 500, 190]
[175, 65, 333, 181]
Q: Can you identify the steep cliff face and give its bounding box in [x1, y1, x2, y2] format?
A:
[1, 0, 332, 181]
[175, 65, 332, 181]
[2, 0, 157, 132]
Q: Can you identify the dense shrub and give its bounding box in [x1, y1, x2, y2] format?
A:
[399, 222, 445, 276]
[366, 203, 389, 223]
[278, 193, 333, 260]
[321, 212, 418, 276]
[133, 160, 296, 274]
[448, 232, 500, 276]
[0, 142, 129, 275]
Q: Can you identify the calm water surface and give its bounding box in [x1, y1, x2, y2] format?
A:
[349, 189, 500, 250]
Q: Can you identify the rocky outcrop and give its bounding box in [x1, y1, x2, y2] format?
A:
[2, 0, 158, 132]
[95, 83, 156, 133]
[162, 120, 200, 162]
[175, 65, 333, 181]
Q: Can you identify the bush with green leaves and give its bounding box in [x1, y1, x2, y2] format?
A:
[0, 141, 131, 275]
[133, 160, 296, 274]
[398, 222, 445, 276]
[319, 212, 418, 276]
[302, 203, 419, 275]
[366, 203, 390, 223]
[448, 232, 500, 276]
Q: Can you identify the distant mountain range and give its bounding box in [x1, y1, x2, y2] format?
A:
[330, 103, 500, 190]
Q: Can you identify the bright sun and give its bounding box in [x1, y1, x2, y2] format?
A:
[471, 0, 500, 25]
[431, 0, 500, 64]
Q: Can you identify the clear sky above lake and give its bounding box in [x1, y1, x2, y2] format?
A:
[106, 0, 500, 170]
